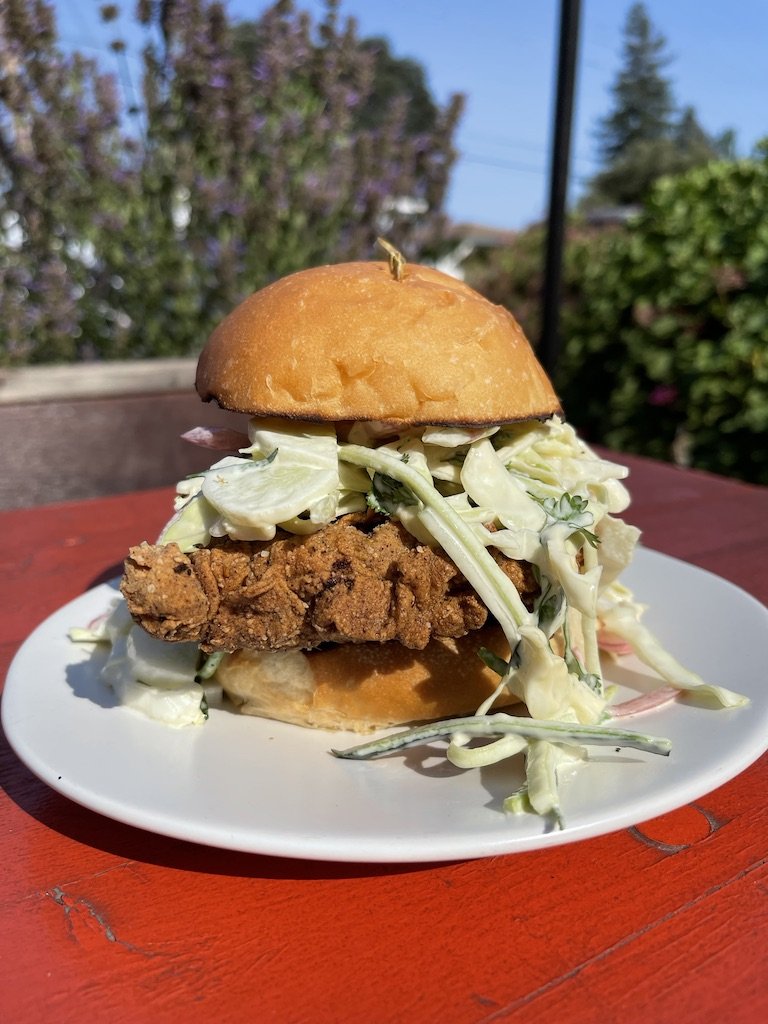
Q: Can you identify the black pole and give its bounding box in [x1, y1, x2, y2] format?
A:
[539, 0, 582, 377]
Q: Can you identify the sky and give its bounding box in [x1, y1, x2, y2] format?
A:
[53, 0, 768, 230]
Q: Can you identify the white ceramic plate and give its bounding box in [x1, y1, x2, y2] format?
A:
[3, 547, 768, 862]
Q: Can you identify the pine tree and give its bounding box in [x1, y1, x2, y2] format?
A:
[585, 3, 734, 208]
[597, 2, 674, 163]
[675, 106, 734, 161]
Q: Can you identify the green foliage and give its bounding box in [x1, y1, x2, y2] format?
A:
[585, 130, 729, 209]
[461, 224, 547, 341]
[0, 0, 464, 365]
[464, 149, 768, 485]
[354, 36, 439, 136]
[586, 3, 731, 208]
[596, 2, 674, 164]
[557, 147, 768, 485]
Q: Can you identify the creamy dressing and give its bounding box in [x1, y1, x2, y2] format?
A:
[70, 600, 220, 727]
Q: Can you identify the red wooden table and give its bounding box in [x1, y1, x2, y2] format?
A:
[2, 452, 767, 1023]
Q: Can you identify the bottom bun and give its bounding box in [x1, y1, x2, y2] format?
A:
[216, 626, 521, 732]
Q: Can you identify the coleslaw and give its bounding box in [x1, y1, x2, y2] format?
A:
[71, 414, 749, 827]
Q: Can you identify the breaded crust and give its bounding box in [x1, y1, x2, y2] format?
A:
[121, 514, 537, 653]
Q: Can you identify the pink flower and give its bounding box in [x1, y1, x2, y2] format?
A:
[648, 384, 678, 407]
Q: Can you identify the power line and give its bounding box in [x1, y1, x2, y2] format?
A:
[461, 129, 599, 168]
[461, 151, 591, 185]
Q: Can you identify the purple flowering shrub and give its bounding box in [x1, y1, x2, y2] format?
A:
[0, 0, 463, 363]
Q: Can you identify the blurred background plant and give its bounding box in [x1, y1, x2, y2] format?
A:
[558, 146, 768, 485]
[0, 0, 463, 363]
[461, 3, 768, 486]
[584, 1, 734, 210]
[464, 143, 768, 485]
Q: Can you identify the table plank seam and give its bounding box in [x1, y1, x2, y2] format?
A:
[475, 853, 768, 1021]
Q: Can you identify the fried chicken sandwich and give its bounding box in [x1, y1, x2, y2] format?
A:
[118, 248, 647, 732]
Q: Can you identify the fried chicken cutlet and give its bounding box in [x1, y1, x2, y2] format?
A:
[121, 514, 538, 654]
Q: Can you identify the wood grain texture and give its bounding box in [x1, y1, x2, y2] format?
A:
[1, 452, 767, 1023]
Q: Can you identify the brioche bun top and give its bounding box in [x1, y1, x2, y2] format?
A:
[196, 260, 560, 425]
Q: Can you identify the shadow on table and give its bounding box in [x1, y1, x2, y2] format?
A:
[0, 721, 449, 881]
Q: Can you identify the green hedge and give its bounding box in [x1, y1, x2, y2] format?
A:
[557, 146, 768, 484]
[467, 146, 768, 486]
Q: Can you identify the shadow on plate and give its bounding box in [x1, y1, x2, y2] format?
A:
[89, 564, 125, 590]
[66, 649, 119, 710]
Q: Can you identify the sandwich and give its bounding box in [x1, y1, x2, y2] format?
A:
[115, 250, 745, 748]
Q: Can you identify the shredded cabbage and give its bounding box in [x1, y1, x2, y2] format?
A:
[71, 602, 220, 727]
